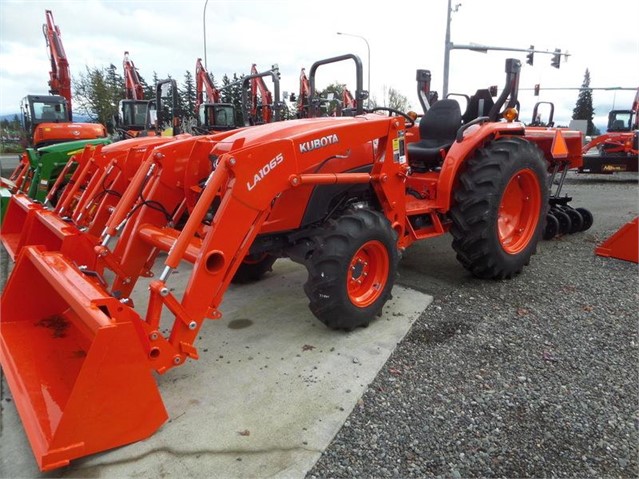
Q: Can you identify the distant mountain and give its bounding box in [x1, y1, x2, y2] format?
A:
[0, 113, 20, 122]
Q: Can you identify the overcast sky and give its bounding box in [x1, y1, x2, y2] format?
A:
[1, 0, 637, 128]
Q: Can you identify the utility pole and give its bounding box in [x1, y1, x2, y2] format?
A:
[442, 0, 569, 96]
[203, 0, 209, 70]
[442, 0, 461, 97]
[337, 32, 371, 108]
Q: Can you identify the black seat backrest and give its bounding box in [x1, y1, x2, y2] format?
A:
[462, 89, 495, 124]
[611, 119, 626, 131]
[419, 99, 462, 143]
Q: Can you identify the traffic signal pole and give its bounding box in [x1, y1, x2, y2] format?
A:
[442, 0, 570, 96]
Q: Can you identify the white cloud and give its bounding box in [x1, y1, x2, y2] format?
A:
[1, 0, 637, 130]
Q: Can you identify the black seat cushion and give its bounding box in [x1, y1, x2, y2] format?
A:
[462, 89, 495, 124]
[407, 99, 461, 170]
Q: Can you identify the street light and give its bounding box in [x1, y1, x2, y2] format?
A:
[203, 0, 209, 69]
[337, 31, 370, 107]
[443, 0, 462, 97]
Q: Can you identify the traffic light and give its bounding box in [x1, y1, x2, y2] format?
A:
[551, 49, 561, 69]
[526, 45, 534, 66]
[534, 84, 540, 96]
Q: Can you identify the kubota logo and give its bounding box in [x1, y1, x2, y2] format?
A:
[247, 153, 284, 191]
[299, 134, 339, 153]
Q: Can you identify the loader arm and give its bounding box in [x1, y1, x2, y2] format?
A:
[144, 115, 407, 371]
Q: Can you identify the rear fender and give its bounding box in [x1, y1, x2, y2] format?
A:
[435, 122, 525, 211]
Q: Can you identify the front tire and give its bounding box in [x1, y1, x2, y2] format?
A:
[304, 208, 399, 330]
[232, 254, 277, 284]
[450, 137, 548, 279]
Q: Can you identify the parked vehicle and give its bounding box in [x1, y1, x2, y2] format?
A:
[0, 56, 591, 471]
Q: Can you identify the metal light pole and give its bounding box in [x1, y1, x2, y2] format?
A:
[337, 31, 370, 107]
[443, 0, 461, 97]
[203, 0, 209, 69]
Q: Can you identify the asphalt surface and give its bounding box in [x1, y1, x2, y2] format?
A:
[308, 171, 639, 478]
[0, 153, 19, 178]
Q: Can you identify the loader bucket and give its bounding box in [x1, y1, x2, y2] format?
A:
[0, 246, 168, 471]
[0, 193, 46, 259]
[0, 185, 11, 222]
[595, 217, 639, 263]
[1, 194, 97, 266]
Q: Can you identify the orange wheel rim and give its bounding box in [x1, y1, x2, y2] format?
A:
[498, 169, 542, 254]
[243, 253, 268, 265]
[347, 240, 389, 307]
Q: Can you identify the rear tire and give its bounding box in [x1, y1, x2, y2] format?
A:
[304, 208, 398, 330]
[450, 137, 548, 279]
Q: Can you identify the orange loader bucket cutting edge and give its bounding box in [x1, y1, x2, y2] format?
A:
[595, 217, 639, 263]
[0, 246, 168, 471]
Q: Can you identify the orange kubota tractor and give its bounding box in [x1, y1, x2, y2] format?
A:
[0, 56, 588, 470]
[580, 87, 639, 174]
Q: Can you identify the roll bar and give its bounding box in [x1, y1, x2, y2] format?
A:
[308, 54, 366, 117]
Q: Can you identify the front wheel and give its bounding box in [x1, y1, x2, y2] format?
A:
[450, 137, 549, 279]
[304, 208, 399, 330]
[232, 254, 277, 284]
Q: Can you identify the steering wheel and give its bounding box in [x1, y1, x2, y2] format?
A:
[115, 128, 135, 140]
[192, 125, 211, 136]
[368, 107, 415, 128]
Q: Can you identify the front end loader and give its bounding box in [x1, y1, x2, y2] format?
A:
[1, 57, 588, 470]
[1, 135, 191, 262]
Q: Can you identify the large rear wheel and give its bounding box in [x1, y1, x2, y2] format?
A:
[304, 208, 398, 330]
[450, 137, 548, 279]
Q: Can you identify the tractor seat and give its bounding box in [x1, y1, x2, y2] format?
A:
[610, 119, 626, 131]
[407, 99, 462, 171]
[462, 89, 495, 124]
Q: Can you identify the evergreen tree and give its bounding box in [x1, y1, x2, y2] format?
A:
[11, 114, 22, 132]
[182, 70, 196, 120]
[149, 71, 160, 99]
[105, 63, 125, 102]
[221, 73, 245, 126]
[139, 74, 153, 100]
[572, 69, 597, 136]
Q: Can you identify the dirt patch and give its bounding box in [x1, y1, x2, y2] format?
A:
[36, 315, 70, 338]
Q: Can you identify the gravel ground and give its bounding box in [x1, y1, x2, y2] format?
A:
[309, 172, 638, 478]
